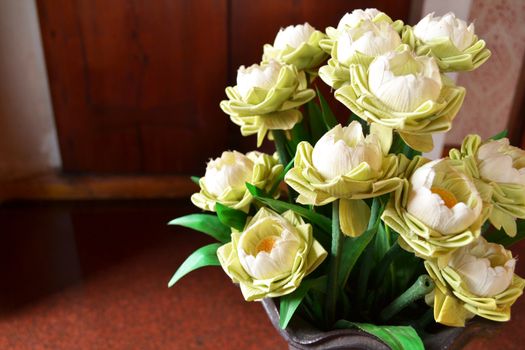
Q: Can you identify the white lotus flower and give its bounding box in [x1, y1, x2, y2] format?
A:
[238, 217, 301, 279]
[406, 159, 482, 234]
[336, 21, 402, 66]
[337, 8, 384, 30]
[414, 12, 475, 51]
[203, 151, 254, 197]
[448, 237, 515, 297]
[236, 60, 282, 101]
[311, 122, 383, 181]
[368, 48, 442, 112]
[477, 138, 525, 186]
[273, 22, 316, 50]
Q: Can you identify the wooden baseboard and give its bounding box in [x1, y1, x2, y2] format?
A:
[0, 173, 197, 202]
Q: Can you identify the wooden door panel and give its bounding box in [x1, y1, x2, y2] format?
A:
[37, 0, 229, 174]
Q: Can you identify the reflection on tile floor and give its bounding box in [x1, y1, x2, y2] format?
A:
[1, 200, 525, 349]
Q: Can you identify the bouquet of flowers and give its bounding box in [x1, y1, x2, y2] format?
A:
[168, 8, 525, 349]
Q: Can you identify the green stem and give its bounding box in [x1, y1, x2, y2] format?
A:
[325, 200, 342, 327]
[272, 130, 297, 202]
[272, 130, 290, 166]
[379, 274, 434, 323]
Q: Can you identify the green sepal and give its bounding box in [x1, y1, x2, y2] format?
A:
[334, 320, 424, 350]
[168, 214, 231, 243]
[215, 202, 248, 231]
[168, 243, 222, 287]
[279, 276, 327, 329]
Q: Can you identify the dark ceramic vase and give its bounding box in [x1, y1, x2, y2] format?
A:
[261, 298, 497, 350]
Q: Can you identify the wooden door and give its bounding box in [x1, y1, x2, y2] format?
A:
[37, 0, 411, 175]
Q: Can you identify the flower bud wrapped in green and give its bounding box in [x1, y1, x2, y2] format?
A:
[319, 20, 403, 89]
[382, 158, 485, 259]
[425, 237, 525, 326]
[191, 151, 282, 213]
[262, 23, 328, 71]
[217, 207, 327, 301]
[220, 60, 316, 146]
[285, 121, 403, 237]
[320, 8, 404, 54]
[334, 45, 465, 152]
[450, 135, 525, 237]
[402, 12, 491, 72]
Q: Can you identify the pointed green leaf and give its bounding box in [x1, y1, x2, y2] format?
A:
[246, 183, 332, 234]
[307, 100, 325, 143]
[316, 87, 338, 130]
[489, 130, 508, 140]
[215, 203, 248, 231]
[279, 276, 327, 329]
[338, 227, 376, 288]
[168, 243, 222, 287]
[335, 320, 424, 350]
[168, 214, 230, 243]
[190, 176, 200, 185]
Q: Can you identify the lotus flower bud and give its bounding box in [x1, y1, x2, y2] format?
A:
[311, 122, 383, 181]
[368, 49, 442, 113]
[191, 151, 282, 213]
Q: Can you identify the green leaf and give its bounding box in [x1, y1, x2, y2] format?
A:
[279, 276, 327, 329]
[290, 119, 311, 152]
[489, 130, 508, 140]
[190, 176, 200, 185]
[335, 320, 424, 350]
[168, 243, 222, 287]
[168, 214, 231, 243]
[215, 203, 247, 231]
[485, 219, 525, 247]
[316, 87, 338, 130]
[246, 183, 332, 234]
[338, 227, 376, 288]
[306, 100, 325, 143]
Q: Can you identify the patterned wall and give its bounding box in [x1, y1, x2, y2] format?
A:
[447, 0, 525, 144]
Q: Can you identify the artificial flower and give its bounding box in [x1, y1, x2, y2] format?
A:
[217, 207, 327, 301]
[191, 151, 282, 213]
[334, 45, 465, 152]
[382, 158, 485, 258]
[285, 121, 402, 236]
[319, 20, 402, 89]
[449, 135, 525, 236]
[220, 60, 315, 146]
[320, 8, 403, 54]
[425, 237, 525, 326]
[262, 23, 328, 71]
[402, 12, 491, 72]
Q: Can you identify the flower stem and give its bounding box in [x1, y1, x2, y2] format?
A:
[379, 274, 434, 323]
[325, 200, 342, 327]
[272, 130, 290, 166]
[272, 130, 297, 202]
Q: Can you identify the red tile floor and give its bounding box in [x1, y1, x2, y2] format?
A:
[1, 200, 525, 349]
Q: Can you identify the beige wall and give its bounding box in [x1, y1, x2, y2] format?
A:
[0, 0, 60, 181]
[446, 0, 525, 144]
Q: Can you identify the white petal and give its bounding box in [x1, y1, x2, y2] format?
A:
[236, 60, 282, 100]
[203, 151, 254, 197]
[274, 22, 315, 49]
[413, 12, 475, 51]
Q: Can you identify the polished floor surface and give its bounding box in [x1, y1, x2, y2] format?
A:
[1, 200, 525, 349]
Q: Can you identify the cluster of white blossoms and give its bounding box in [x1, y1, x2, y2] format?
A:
[180, 8, 525, 330]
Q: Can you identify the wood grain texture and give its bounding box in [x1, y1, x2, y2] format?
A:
[37, 0, 229, 174]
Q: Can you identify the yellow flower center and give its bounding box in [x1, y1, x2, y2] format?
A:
[256, 237, 277, 254]
[431, 187, 458, 208]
